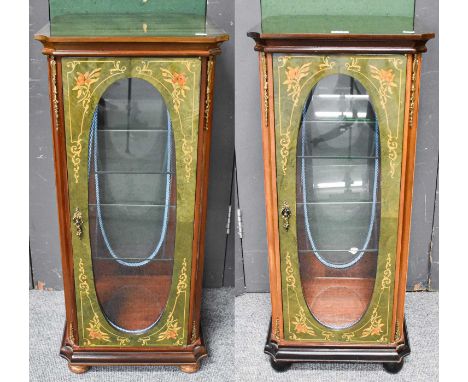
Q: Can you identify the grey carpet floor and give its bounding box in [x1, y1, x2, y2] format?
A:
[30, 289, 437, 381]
[235, 292, 439, 382]
[30, 288, 234, 382]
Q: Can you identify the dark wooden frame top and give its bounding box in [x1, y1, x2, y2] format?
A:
[247, 31, 435, 54]
[35, 24, 229, 57]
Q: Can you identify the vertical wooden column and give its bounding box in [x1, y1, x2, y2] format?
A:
[47, 55, 78, 345]
[393, 53, 423, 342]
[258, 52, 284, 342]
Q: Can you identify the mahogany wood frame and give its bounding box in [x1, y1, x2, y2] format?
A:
[35, 28, 228, 373]
[249, 32, 434, 371]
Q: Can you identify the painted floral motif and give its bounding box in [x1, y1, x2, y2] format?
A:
[72, 68, 101, 107]
[360, 254, 392, 338]
[158, 314, 182, 341]
[319, 56, 336, 71]
[370, 66, 398, 106]
[138, 336, 151, 346]
[161, 68, 190, 113]
[292, 307, 315, 336]
[345, 57, 361, 72]
[78, 258, 90, 295]
[86, 314, 110, 342]
[279, 132, 291, 176]
[117, 337, 130, 346]
[176, 258, 188, 294]
[283, 63, 311, 105]
[285, 252, 296, 288]
[342, 332, 355, 342]
[64, 59, 200, 347]
[361, 310, 385, 337]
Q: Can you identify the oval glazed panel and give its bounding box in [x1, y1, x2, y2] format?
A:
[296, 74, 380, 330]
[88, 78, 176, 333]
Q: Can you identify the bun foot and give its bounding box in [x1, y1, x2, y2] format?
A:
[383, 359, 404, 374]
[179, 363, 200, 373]
[68, 364, 90, 374]
[270, 358, 292, 372]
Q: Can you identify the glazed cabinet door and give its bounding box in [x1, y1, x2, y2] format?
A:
[62, 58, 201, 347]
[273, 55, 407, 344]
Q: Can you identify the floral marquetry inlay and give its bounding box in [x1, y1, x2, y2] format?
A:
[274, 55, 407, 344]
[63, 57, 201, 348]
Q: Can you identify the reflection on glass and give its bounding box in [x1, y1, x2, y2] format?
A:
[88, 78, 176, 333]
[297, 74, 380, 329]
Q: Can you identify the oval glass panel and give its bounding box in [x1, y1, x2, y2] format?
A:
[88, 78, 176, 333]
[296, 74, 380, 330]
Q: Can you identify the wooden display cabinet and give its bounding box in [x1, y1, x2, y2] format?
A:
[35, 4, 228, 374]
[249, 19, 434, 373]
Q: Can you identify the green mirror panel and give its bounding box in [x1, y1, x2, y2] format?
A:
[62, 57, 201, 347]
[49, 0, 207, 18]
[48, 14, 227, 37]
[274, 54, 407, 343]
[260, 0, 415, 34]
[48, 0, 227, 37]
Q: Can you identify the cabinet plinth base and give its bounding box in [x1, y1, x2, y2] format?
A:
[60, 324, 207, 371]
[265, 319, 410, 372]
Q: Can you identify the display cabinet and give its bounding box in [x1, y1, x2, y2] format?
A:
[35, 1, 228, 374]
[249, 1, 434, 373]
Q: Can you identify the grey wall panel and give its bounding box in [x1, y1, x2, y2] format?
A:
[429, 170, 439, 291]
[29, 0, 234, 289]
[235, 0, 439, 293]
[29, 0, 63, 290]
[204, 0, 235, 287]
[233, 164, 246, 295]
[234, 0, 270, 292]
[408, 0, 439, 290]
[223, 159, 236, 288]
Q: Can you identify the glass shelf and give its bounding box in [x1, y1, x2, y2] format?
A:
[297, 155, 377, 160]
[298, 249, 378, 253]
[89, 203, 175, 208]
[297, 201, 380, 205]
[303, 119, 376, 124]
[94, 170, 174, 175]
[98, 129, 170, 132]
[93, 257, 174, 262]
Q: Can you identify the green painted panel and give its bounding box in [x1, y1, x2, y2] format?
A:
[274, 54, 407, 343]
[62, 57, 201, 347]
[260, 0, 415, 33]
[50, 0, 206, 18]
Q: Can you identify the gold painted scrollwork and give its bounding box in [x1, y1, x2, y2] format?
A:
[204, 58, 214, 131]
[261, 53, 269, 128]
[409, 56, 419, 129]
[49, 58, 60, 132]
